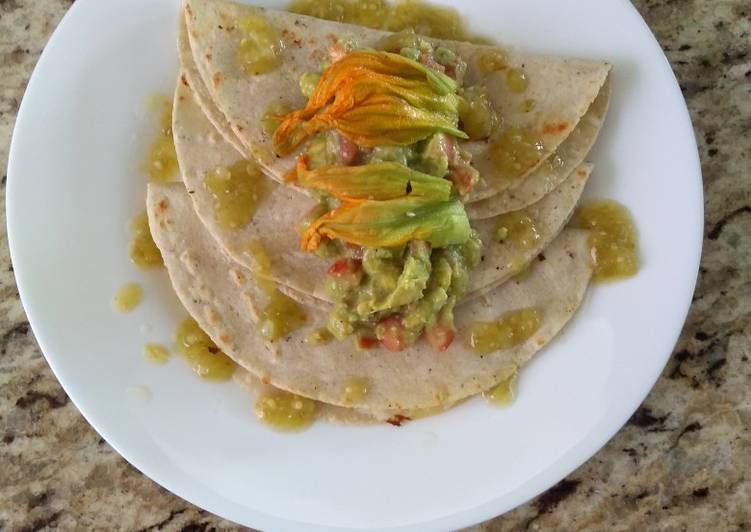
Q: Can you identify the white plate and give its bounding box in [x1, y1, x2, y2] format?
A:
[7, 0, 702, 530]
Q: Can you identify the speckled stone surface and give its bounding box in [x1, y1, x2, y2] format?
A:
[1, 0, 749, 530]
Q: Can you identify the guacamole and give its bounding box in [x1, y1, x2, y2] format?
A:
[325, 229, 482, 351]
[277, 41, 494, 351]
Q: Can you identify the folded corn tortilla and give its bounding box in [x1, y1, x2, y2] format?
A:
[182, 0, 610, 202]
[148, 182, 593, 419]
[466, 75, 611, 219]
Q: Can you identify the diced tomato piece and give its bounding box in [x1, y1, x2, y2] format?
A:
[356, 335, 379, 350]
[448, 166, 478, 194]
[451, 167, 473, 188]
[426, 321, 456, 352]
[419, 52, 446, 73]
[328, 258, 361, 277]
[445, 62, 458, 79]
[377, 315, 409, 352]
[339, 134, 359, 166]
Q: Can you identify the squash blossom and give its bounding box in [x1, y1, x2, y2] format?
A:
[295, 157, 451, 202]
[273, 51, 468, 155]
[301, 197, 471, 251]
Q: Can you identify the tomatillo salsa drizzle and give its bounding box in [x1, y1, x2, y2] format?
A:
[288, 0, 486, 42]
[128, 212, 163, 269]
[572, 199, 640, 282]
[113, 282, 143, 312]
[174, 317, 236, 380]
[254, 389, 317, 431]
[144, 95, 179, 183]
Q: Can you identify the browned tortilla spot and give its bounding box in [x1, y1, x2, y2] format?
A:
[206, 308, 221, 324]
[543, 121, 570, 135]
[230, 269, 246, 285]
[387, 414, 411, 427]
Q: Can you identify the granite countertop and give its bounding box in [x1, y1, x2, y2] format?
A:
[1, 1, 749, 530]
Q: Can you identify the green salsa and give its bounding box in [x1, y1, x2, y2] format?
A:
[342, 377, 369, 405]
[113, 282, 142, 312]
[260, 291, 308, 341]
[468, 307, 542, 355]
[520, 98, 536, 113]
[483, 366, 518, 405]
[246, 240, 307, 341]
[255, 390, 317, 431]
[506, 68, 528, 93]
[128, 212, 163, 269]
[571, 199, 639, 282]
[477, 49, 507, 74]
[204, 159, 271, 229]
[490, 126, 546, 181]
[459, 86, 498, 140]
[144, 95, 178, 183]
[174, 317, 236, 380]
[288, 0, 481, 42]
[304, 328, 334, 345]
[143, 343, 169, 364]
[237, 14, 284, 75]
[495, 210, 541, 249]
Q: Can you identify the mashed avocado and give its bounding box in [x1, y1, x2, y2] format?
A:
[367, 145, 414, 166]
[325, 230, 483, 348]
[305, 132, 341, 169]
[417, 133, 450, 177]
[356, 241, 431, 315]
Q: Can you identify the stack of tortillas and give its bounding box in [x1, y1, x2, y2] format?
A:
[148, 0, 612, 424]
